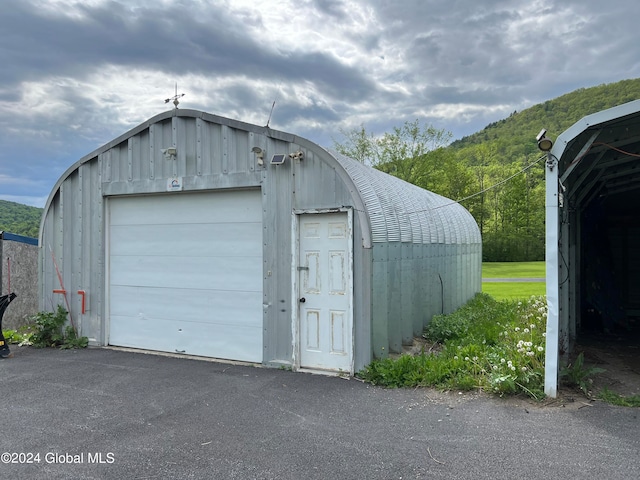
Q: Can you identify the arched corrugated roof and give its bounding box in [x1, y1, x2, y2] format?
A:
[329, 150, 480, 245]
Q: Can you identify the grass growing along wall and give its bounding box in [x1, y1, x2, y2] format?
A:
[358, 293, 548, 399]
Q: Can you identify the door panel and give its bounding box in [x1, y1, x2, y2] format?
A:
[298, 212, 353, 372]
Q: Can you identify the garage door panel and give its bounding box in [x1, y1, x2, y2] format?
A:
[110, 190, 262, 226]
[110, 255, 262, 291]
[110, 285, 262, 327]
[108, 190, 263, 362]
[109, 315, 262, 362]
[180, 323, 262, 362]
[110, 222, 262, 257]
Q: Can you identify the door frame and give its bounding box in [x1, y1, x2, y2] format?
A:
[291, 208, 354, 375]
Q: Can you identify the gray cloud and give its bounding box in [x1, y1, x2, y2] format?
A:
[0, 0, 639, 208]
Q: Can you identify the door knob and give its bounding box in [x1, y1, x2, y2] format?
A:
[299, 297, 306, 303]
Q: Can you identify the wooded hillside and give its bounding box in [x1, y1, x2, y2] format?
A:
[335, 78, 640, 261]
[0, 200, 42, 238]
[447, 78, 640, 260]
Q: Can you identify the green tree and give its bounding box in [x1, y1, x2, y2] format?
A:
[0, 200, 42, 238]
[331, 78, 640, 262]
[333, 119, 451, 177]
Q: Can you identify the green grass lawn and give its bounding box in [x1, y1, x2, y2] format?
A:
[482, 261, 545, 278]
[482, 261, 546, 300]
[482, 281, 546, 300]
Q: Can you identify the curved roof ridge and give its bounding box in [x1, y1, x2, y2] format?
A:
[328, 149, 480, 245]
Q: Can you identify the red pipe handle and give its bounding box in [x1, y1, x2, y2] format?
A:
[77, 290, 86, 314]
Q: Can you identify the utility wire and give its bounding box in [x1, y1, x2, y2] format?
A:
[347, 153, 547, 217]
[431, 153, 547, 211]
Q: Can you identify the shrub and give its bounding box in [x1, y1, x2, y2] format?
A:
[30, 306, 88, 349]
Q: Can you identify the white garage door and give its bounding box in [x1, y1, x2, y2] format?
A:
[108, 190, 263, 362]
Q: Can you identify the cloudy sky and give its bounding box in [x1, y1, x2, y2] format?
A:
[1, 0, 639, 208]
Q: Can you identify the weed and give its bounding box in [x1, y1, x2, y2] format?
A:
[560, 352, 605, 395]
[358, 294, 549, 400]
[2, 329, 19, 343]
[1, 326, 34, 346]
[60, 325, 89, 349]
[30, 306, 88, 349]
[598, 387, 640, 407]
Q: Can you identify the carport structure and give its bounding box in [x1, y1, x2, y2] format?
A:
[545, 99, 640, 396]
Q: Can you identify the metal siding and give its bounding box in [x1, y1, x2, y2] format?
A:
[261, 169, 277, 362]
[353, 237, 372, 372]
[411, 243, 424, 336]
[69, 169, 82, 335]
[264, 143, 294, 364]
[371, 243, 389, 358]
[387, 243, 402, 353]
[400, 244, 415, 343]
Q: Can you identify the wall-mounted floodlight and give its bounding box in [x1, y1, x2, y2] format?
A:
[536, 129, 553, 152]
[161, 147, 177, 160]
[271, 153, 286, 165]
[289, 150, 304, 161]
[251, 147, 265, 166]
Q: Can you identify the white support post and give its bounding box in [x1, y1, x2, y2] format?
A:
[544, 153, 560, 397]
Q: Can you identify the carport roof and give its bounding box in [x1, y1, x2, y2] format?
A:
[552, 99, 640, 207]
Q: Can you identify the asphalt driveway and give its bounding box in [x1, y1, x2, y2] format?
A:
[1, 346, 639, 479]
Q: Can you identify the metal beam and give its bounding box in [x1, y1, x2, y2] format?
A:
[561, 131, 600, 183]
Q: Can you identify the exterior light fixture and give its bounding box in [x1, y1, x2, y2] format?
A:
[251, 147, 265, 166]
[536, 129, 553, 152]
[289, 150, 304, 161]
[161, 147, 177, 158]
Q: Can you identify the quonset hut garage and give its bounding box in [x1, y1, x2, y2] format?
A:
[544, 100, 640, 396]
[39, 109, 481, 374]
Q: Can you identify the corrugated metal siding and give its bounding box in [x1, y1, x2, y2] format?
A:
[331, 149, 482, 355]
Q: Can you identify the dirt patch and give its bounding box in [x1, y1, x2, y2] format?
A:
[574, 330, 640, 398]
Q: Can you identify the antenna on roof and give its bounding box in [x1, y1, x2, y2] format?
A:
[265, 82, 281, 127]
[165, 82, 185, 109]
[265, 100, 276, 128]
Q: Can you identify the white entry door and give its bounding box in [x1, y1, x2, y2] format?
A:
[298, 212, 353, 373]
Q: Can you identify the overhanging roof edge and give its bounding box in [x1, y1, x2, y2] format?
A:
[552, 99, 640, 168]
